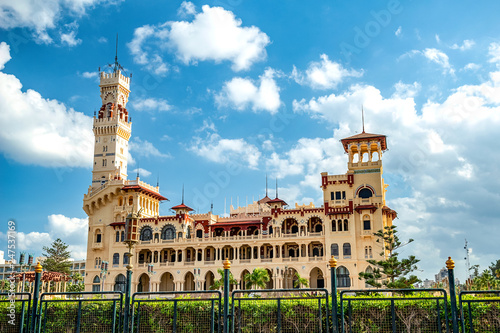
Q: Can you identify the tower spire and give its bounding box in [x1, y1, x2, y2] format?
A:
[362, 105, 365, 133]
[182, 184, 185, 204]
[275, 178, 278, 198]
[266, 174, 268, 197]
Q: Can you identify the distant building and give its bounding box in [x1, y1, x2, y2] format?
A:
[83, 59, 398, 293]
[435, 267, 448, 283]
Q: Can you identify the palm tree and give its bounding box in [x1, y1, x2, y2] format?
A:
[244, 268, 270, 290]
[209, 268, 237, 290]
[293, 272, 309, 289]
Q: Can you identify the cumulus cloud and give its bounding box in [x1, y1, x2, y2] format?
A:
[131, 97, 172, 112]
[132, 167, 152, 177]
[129, 137, 170, 159]
[0, 214, 88, 260]
[81, 71, 98, 79]
[0, 42, 11, 70]
[488, 42, 500, 64]
[177, 1, 196, 17]
[0, 43, 94, 167]
[128, 3, 270, 74]
[402, 48, 455, 75]
[189, 133, 261, 169]
[0, 0, 116, 44]
[291, 75, 500, 280]
[292, 54, 363, 90]
[450, 39, 475, 51]
[216, 68, 281, 114]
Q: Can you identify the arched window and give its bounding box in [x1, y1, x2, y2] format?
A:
[344, 219, 349, 231]
[364, 246, 373, 259]
[92, 276, 101, 292]
[95, 257, 101, 268]
[331, 221, 336, 232]
[120, 231, 125, 242]
[114, 274, 126, 292]
[365, 266, 374, 288]
[363, 216, 371, 230]
[359, 188, 373, 199]
[95, 229, 102, 243]
[115, 231, 120, 242]
[331, 243, 339, 257]
[113, 253, 119, 265]
[337, 220, 342, 232]
[128, 196, 133, 206]
[118, 196, 123, 206]
[123, 253, 129, 265]
[186, 226, 192, 239]
[291, 225, 298, 233]
[161, 225, 176, 240]
[312, 247, 320, 257]
[343, 243, 351, 257]
[337, 266, 351, 288]
[315, 224, 323, 232]
[196, 230, 203, 238]
[140, 226, 153, 241]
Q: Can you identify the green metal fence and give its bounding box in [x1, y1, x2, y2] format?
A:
[38, 291, 123, 333]
[459, 290, 500, 333]
[130, 290, 222, 333]
[232, 288, 330, 333]
[340, 289, 450, 333]
[0, 292, 31, 333]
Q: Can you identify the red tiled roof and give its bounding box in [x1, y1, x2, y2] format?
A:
[110, 222, 125, 226]
[171, 203, 194, 211]
[267, 198, 288, 206]
[354, 204, 378, 213]
[341, 132, 387, 152]
[258, 196, 272, 204]
[122, 185, 168, 201]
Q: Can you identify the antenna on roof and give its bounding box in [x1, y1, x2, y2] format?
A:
[136, 163, 140, 178]
[182, 184, 185, 204]
[211, 201, 213, 213]
[275, 178, 278, 198]
[156, 173, 159, 188]
[362, 105, 365, 133]
[110, 33, 124, 73]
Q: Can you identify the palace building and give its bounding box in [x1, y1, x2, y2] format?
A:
[83, 63, 397, 293]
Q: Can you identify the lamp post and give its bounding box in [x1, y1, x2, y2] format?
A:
[123, 208, 140, 333]
[19, 253, 33, 293]
[329, 255, 338, 333]
[147, 264, 156, 294]
[100, 261, 109, 292]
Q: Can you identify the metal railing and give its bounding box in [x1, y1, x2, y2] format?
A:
[459, 290, 500, 333]
[232, 288, 330, 333]
[340, 289, 450, 333]
[38, 291, 123, 333]
[0, 292, 31, 333]
[130, 290, 222, 333]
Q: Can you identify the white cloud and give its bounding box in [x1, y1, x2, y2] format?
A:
[132, 167, 152, 177]
[395, 26, 402, 38]
[0, 43, 94, 167]
[98, 36, 107, 43]
[189, 133, 261, 169]
[0, 214, 88, 260]
[423, 48, 454, 74]
[195, 119, 217, 133]
[292, 54, 363, 90]
[128, 3, 270, 74]
[60, 21, 81, 46]
[292, 75, 500, 281]
[462, 63, 480, 71]
[0, 0, 116, 44]
[131, 97, 172, 112]
[392, 81, 421, 99]
[216, 68, 281, 114]
[488, 42, 500, 64]
[81, 71, 98, 79]
[129, 137, 170, 158]
[178, 1, 196, 17]
[435, 34, 441, 44]
[450, 39, 475, 51]
[0, 42, 11, 70]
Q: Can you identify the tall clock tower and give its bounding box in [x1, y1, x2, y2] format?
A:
[91, 66, 132, 188]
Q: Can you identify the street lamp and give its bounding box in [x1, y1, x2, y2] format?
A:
[100, 261, 109, 291]
[123, 208, 140, 333]
[19, 253, 34, 293]
[147, 264, 156, 294]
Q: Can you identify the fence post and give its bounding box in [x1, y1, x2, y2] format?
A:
[123, 262, 133, 333]
[30, 262, 42, 333]
[329, 256, 338, 333]
[223, 258, 230, 333]
[446, 257, 459, 333]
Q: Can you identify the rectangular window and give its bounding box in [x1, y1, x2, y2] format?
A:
[330, 192, 335, 200]
[342, 191, 346, 199]
[335, 191, 341, 200]
[96, 234, 102, 243]
[363, 220, 371, 230]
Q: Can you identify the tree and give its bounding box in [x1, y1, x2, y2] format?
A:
[489, 260, 500, 278]
[358, 225, 420, 288]
[293, 273, 309, 288]
[42, 238, 72, 274]
[210, 268, 237, 290]
[244, 268, 270, 290]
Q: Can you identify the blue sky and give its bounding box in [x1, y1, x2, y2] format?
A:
[1, 0, 500, 282]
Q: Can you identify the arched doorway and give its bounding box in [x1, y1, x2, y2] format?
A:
[184, 272, 195, 291]
[137, 273, 150, 292]
[204, 271, 215, 290]
[114, 274, 126, 292]
[159, 272, 175, 291]
[283, 267, 298, 289]
[309, 267, 324, 288]
[265, 269, 273, 289]
[240, 269, 250, 290]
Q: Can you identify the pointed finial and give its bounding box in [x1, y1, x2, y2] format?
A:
[156, 173, 159, 187]
[182, 184, 185, 204]
[211, 201, 213, 213]
[266, 174, 268, 197]
[362, 105, 365, 133]
[114, 33, 119, 71]
[35, 262, 43, 273]
[275, 178, 278, 198]
[136, 163, 140, 178]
